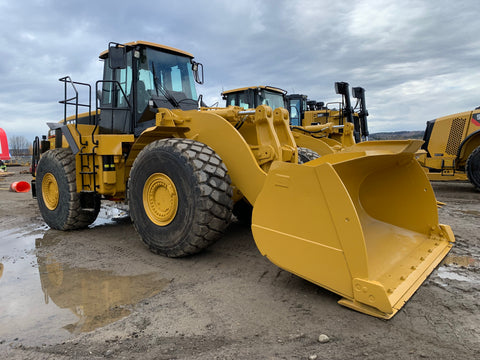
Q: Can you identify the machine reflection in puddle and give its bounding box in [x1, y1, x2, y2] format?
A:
[0, 224, 169, 346]
[38, 255, 170, 334]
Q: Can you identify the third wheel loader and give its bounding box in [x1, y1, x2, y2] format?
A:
[32, 41, 454, 319]
[416, 107, 480, 190]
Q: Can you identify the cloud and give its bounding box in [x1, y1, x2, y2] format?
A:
[1, 0, 480, 141]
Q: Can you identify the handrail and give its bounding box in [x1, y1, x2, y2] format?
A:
[58, 76, 92, 146]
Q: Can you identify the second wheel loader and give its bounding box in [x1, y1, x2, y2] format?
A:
[220, 83, 369, 159]
[32, 41, 454, 319]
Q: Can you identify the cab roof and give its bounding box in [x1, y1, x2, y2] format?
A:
[99, 41, 194, 59]
[221, 86, 287, 96]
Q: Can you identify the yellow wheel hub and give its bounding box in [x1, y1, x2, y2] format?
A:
[143, 173, 178, 226]
[42, 172, 60, 210]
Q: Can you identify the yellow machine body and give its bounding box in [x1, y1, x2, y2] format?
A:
[291, 122, 356, 156]
[33, 41, 455, 319]
[417, 108, 480, 186]
[59, 107, 454, 318]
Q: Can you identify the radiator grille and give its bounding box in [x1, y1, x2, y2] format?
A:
[445, 117, 466, 155]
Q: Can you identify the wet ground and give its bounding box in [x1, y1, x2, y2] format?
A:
[0, 168, 479, 359]
[0, 218, 169, 346]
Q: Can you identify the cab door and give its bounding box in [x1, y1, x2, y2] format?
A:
[98, 47, 134, 134]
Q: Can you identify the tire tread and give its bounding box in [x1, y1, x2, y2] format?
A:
[129, 138, 233, 257]
[37, 148, 99, 230]
[466, 146, 480, 191]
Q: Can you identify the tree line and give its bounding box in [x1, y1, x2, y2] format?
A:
[8, 135, 32, 156]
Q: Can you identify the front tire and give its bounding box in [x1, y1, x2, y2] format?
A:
[298, 147, 320, 164]
[36, 148, 99, 230]
[128, 139, 233, 257]
[466, 146, 480, 191]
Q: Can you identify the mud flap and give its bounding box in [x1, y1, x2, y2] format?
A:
[251, 146, 454, 319]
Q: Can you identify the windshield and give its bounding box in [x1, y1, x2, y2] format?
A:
[225, 92, 250, 109]
[225, 88, 286, 110]
[257, 90, 285, 110]
[137, 48, 197, 112]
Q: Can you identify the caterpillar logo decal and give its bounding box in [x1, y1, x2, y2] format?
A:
[472, 113, 480, 127]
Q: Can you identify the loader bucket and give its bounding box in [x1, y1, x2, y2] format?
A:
[251, 143, 454, 319]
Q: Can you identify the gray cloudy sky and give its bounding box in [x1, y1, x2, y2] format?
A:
[1, 0, 480, 141]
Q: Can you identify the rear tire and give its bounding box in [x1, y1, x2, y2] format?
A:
[36, 148, 100, 230]
[466, 146, 480, 191]
[298, 147, 320, 164]
[128, 138, 233, 257]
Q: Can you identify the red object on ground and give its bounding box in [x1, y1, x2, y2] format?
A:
[0, 128, 10, 161]
[10, 181, 31, 193]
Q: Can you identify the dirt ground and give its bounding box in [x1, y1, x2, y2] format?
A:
[0, 167, 479, 359]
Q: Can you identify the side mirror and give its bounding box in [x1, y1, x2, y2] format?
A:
[109, 45, 126, 69]
[192, 61, 204, 84]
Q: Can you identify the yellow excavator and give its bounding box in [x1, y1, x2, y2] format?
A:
[416, 108, 480, 190]
[31, 41, 454, 319]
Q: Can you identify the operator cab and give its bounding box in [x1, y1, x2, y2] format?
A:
[99, 41, 204, 136]
[222, 86, 287, 111]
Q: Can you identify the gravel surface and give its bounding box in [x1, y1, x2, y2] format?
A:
[0, 168, 478, 359]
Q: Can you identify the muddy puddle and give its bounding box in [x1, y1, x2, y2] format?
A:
[434, 254, 480, 285]
[442, 254, 478, 267]
[0, 205, 168, 346]
[458, 207, 480, 215]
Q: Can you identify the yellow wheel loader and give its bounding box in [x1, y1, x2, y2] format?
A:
[31, 41, 454, 319]
[416, 107, 480, 190]
[220, 83, 368, 160]
[287, 83, 371, 160]
[220, 86, 342, 161]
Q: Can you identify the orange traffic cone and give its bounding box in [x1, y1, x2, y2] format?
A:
[10, 181, 31, 193]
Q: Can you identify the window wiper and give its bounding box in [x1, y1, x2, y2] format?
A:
[151, 63, 180, 108]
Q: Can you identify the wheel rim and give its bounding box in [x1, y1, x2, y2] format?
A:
[143, 173, 178, 226]
[42, 172, 60, 210]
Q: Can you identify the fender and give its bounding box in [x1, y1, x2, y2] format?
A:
[47, 122, 80, 154]
[456, 129, 480, 162]
[130, 107, 269, 205]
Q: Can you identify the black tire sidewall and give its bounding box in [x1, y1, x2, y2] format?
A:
[36, 149, 73, 230]
[129, 143, 201, 253]
[467, 146, 480, 190]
